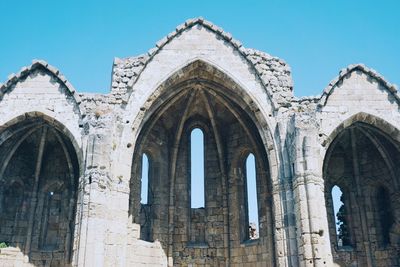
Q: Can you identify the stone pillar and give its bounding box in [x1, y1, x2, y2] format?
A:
[293, 122, 333, 267]
[273, 120, 299, 267]
[74, 133, 109, 267]
[73, 110, 130, 267]
[274, 179, 299, 267]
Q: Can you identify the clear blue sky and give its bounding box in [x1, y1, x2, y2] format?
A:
[2, 0, 395, 235]
[191, 129, 205, 209]
[0, 0, 398, 96]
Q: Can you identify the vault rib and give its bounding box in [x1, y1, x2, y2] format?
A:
[25, 126, 48, 254]
[200, 90, 230, 262]
[131, 87, 190, 170]
[53, 129, 77, 262]
[359, 125, 399, 190]
[350, 128, 374, 267]
[167, 89, 196, 259]
[204, 86, 261, 160]
[0, 121, 42, 147]
[203, 85, 274, 266]
[0, 125, 42, 179]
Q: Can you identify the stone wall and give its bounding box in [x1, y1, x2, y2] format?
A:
[0, 17, 399, 267]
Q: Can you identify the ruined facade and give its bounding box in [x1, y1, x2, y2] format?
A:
[0, 18, 399, 267]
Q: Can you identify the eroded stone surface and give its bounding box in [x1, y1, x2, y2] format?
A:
[0, 18, 399, 267]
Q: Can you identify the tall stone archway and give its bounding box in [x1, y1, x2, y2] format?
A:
[0, 115, 80, 267]
[323, 119, 400, 267]
[129, 60, 276, 266]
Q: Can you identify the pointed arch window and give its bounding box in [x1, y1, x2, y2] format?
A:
[376, 186, 393, 247]
[190, 128, 205, 208]
[331, 185, 351, 247]
[40, 185, 63, 250]
[140, 153, 149, 205]
[245, 153, 259, 240]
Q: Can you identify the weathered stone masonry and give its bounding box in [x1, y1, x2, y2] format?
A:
[0, 18, 399, 267]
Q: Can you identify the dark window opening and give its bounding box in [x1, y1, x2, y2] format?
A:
[377, 186, 393, 247]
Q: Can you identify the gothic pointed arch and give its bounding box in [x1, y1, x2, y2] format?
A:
[0, 113, 81, 266]
[0, 60, 84, 116]
[323, 112, 400, 149]
[127, 59, 277, 266]
[323, 113, 400, 266]
[319, 64, 400, 107]
[112, 18, 293, 110]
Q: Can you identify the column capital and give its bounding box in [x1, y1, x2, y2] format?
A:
[293, 171, 324, 189]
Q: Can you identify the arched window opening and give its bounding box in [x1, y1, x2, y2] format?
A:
[40, 186, 63, 250]
[0, 121, 79, 266]
[139, 153, 153, 241]
[140, 153, 149, 205]
[191, 128, 205, 208]
[129, 63, 277, 265]
[246, 153, 259, 240]
[376, 186, 393, 247]
[332, 185, 350, 247]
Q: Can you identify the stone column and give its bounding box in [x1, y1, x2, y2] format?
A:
[293, 122, 333, 267]
[74, 133, 108, 267]
[269, 119, 299, 267]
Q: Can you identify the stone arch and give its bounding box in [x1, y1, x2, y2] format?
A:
[0, 60, 83, 116]
[0, 113, 81, 267]
[322, 112, 400, 150]
[0, 110, 82, 165]
[322, 112, 400, 266]
[113, 18, 293, 110]
[133, 58, 274, 132]
[319, 64, 400, 107]
[0, 111, 83, 172]
[120, 59, 279, 183]
[125, 59, 278, 266]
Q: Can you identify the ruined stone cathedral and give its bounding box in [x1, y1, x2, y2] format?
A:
[0, 18, 399, 267]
